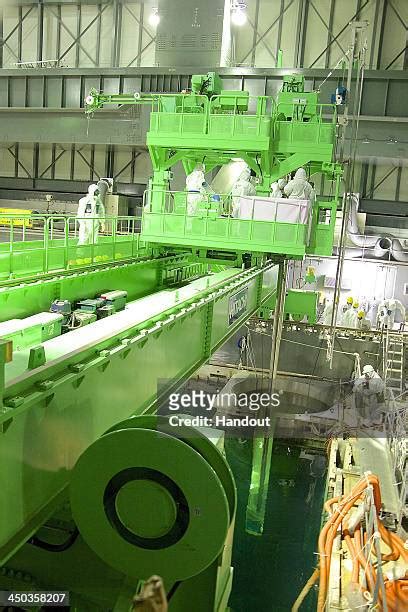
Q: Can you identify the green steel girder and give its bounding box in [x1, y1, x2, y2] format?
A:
[0, 254, 194, 323]
[269, 153, 314, 183]
[0, 263, 277, 564]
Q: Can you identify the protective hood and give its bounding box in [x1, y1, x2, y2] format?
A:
[238, 166, 251, 182]
[88, 184, 99, 197]
[294, 168, 307, 180]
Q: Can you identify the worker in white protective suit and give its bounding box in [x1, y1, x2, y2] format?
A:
[339, 296, 354, 325]
[231, 165, 256, 218]
[356, 310, 371, 331]
[376, 298, 406, 330]
[77, 184, 105, 246]
[353, 364, 385, 425]
[342, 300, 360, 328]
[284, 168, 312, 200]
[270, 178, 287, 199]
[186, 163, 207, 216]
[321, 299, 336, 326]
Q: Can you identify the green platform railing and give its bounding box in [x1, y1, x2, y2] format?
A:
[149, 94, 276, 140]
[0, 214, 146, 280]
[142, 190, 313, 257]
[274, 102, 337, 146]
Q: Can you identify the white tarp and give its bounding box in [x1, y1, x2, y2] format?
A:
[237, 196, 310, 224]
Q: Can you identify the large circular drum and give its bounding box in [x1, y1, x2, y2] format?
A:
[70, 415, 236, 583]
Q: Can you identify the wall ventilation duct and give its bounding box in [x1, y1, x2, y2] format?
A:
[345, 194, 408, 262]
[156, 0, 229, 67]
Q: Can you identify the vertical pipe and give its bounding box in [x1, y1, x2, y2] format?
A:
[90, 144, 95, 182]
[37, 1, 44, 63]
[137, 3, 144, 67]
[325, 0, 335, 69]
[96, 4, 102, 67]
[56, 4, 61, 62]
[275, 0, 284, 63]
[32, 142, 39, 190]
[70, 144, 75, 181]
[18, 5, 23, 63]
[75, 3, 81, 68]
[395, 165, 402, 201]
[251, 0, 261, 67]
[51, 144, 56, 180]
[0, 4, 3, 68]
[376, 0, 388, 69]
[14, 144, 19, 178]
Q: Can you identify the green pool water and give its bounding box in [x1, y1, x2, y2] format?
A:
[226, 438, 325, 612]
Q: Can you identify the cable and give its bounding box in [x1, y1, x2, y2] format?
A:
[316, 50, 351, 93]
[291, 567, 320, 612]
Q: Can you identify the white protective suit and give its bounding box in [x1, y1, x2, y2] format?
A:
[270, 178, 287, 199]
[284, 168, 312, 200]
[353, 365, 385, 424]
[321, 301, 335, 326]
[231, 166, 256, 218]
[357, 312, 371, 331]
[77, 184, 105, 246]
[186, 165, 206, 216]
[342, 306, 359, 328]
[376, 298, 405, 330]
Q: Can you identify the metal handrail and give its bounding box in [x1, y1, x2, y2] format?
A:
[275, 101, 337, 122]
[142, 189, 311, 221]
[0, 214, 142, 280]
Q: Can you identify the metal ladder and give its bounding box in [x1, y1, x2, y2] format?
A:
[383, 332, 405, 396]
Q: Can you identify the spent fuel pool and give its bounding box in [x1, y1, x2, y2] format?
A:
[226, 437, 326, 612]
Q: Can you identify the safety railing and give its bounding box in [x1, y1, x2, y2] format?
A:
[274, 102, 337, 146]
[150, 94, 209, 135]
[149, 93, 275, 139]
[0, 213, 144, 280]
[142, 190, 312, 254]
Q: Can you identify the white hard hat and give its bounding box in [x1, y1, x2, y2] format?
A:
[88, 184, 99, 196]
[362, 364, 374, 375]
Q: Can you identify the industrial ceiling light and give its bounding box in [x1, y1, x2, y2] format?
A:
[149, 8, 160, 27]
[231, 2, 247, 26]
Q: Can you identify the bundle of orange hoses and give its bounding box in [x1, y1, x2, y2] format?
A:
[318, 474, 408, 611]
[292, 474, 408, 612]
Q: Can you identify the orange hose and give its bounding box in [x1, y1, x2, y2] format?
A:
[317, 474, 407, 611]
[344, 533, 360, 584]
[317, 475, 381, 611]
[291, 568, 320, 612]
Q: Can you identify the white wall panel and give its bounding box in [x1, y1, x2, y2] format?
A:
[1, 1, 407, 70]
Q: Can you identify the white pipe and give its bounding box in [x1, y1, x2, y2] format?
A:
[373, 237, 392, 259]
[390, 238, 408, 263]
[346, 194, 408, 261]
[346, 194, 379, 248]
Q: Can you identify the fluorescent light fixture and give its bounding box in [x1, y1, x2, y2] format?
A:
[149, 8, 160, 27]
[231, 2, 247, 26]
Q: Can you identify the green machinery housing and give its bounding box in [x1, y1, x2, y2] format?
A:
[0, 73, 342, 610]
[86, 72, 342, 262]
